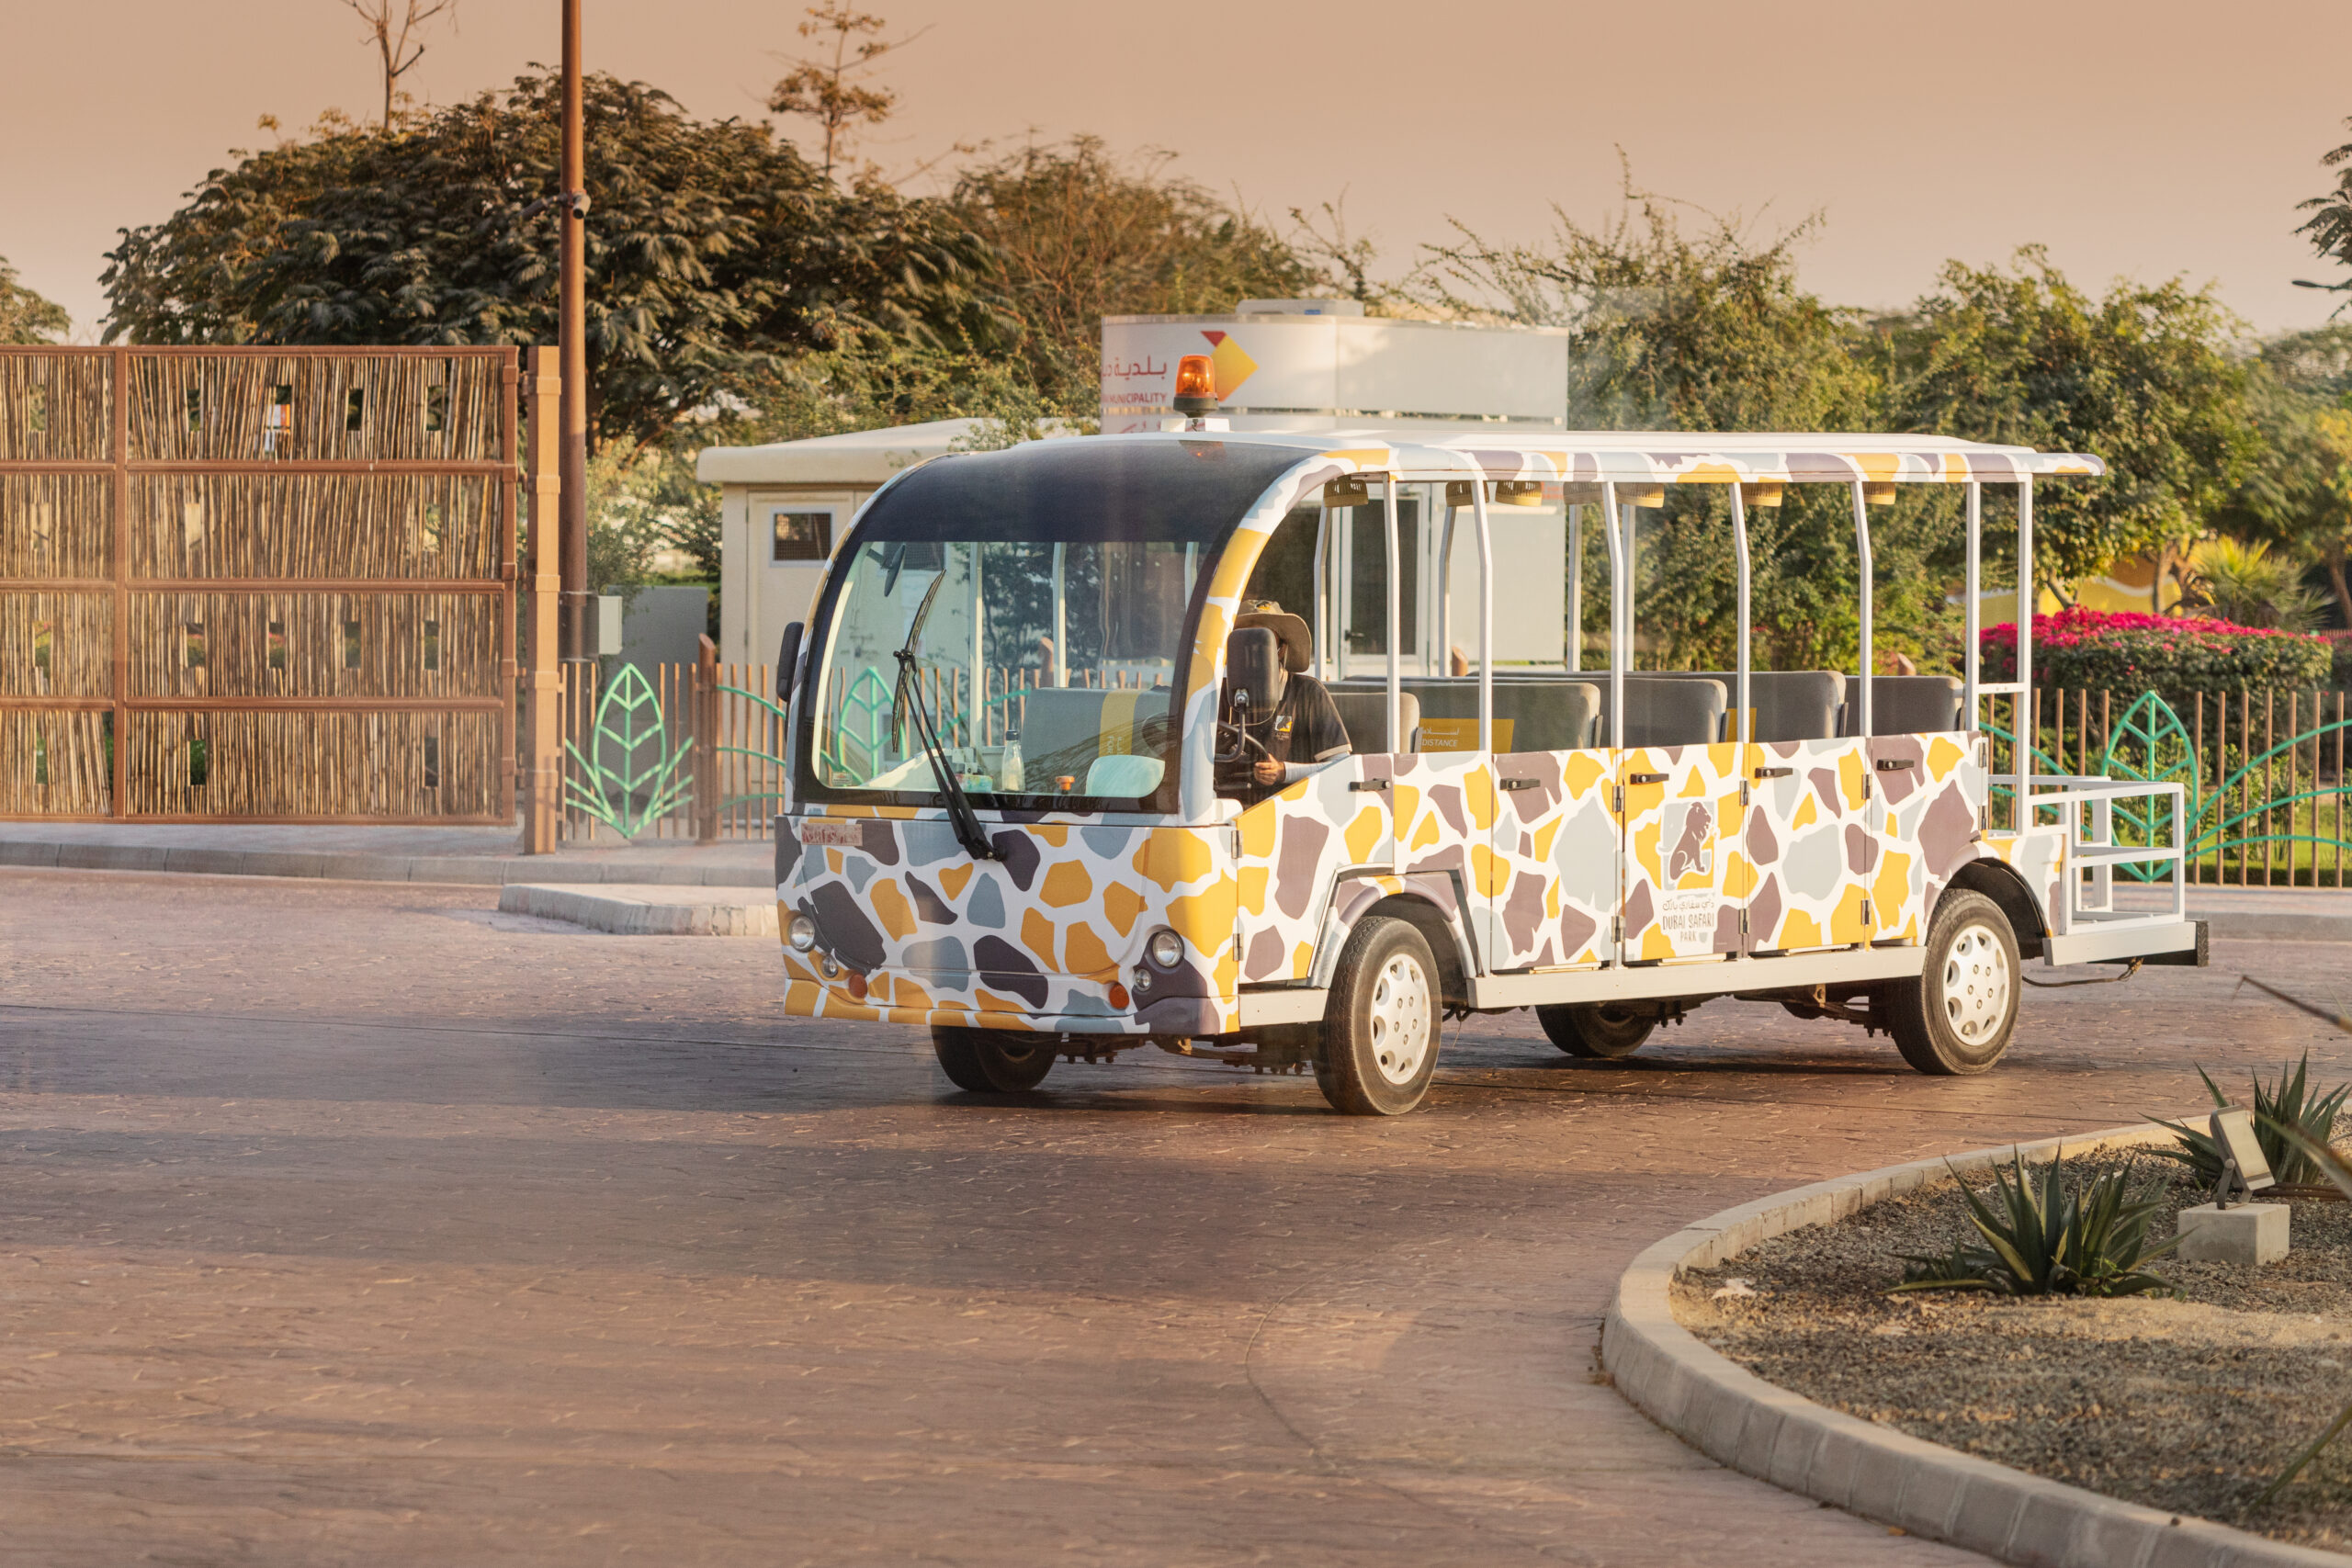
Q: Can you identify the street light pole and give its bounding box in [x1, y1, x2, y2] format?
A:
[558, 0, 590, 664]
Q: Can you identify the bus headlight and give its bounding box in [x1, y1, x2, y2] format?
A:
[1146, 928, 1185, 970]
[788, 913, 818, 952]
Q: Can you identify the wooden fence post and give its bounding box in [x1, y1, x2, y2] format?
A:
[522, 345, 563, 853]
[695, 635, 719, 843]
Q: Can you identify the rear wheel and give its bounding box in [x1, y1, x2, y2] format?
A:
[1536, 1002, 1657, 1059]
[1882, 890, 2019, 1076]
[1314, 917, 1440, 1116]
[932, 1027, 1057, 1093]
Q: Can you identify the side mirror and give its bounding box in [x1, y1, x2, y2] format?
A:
[1225, 627, 1282, 723]
[775, 621, 804, 704]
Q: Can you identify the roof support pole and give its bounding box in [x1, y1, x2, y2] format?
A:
[1308, 509, 1329, 682]
[1384, 476, 1402, 751]
[1566, 503, 1583, 673]
[1962, 482, 1981, 719]
[1603, 481, 1625, 750]
[1050, 542, 1068, 687]
[2016, 476, 2034, 819]
[1730, 485, 1751, 750]
[1473, 478, 1494, 753]
[1436, 494, 1457, 678]
[1850, 480, 1873, 738]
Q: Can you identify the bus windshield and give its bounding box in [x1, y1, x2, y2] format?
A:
[804, 438, 1316, 810]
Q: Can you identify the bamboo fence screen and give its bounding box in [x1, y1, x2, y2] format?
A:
[0, 346, 518, 821]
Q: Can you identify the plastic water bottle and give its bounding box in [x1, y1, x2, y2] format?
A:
[999, 728, 1024, 792]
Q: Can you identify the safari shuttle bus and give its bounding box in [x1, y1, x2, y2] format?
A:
[771, 415, 2207, 1115]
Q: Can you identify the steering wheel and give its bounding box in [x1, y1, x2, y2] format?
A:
[1216, 721, 1276, 768]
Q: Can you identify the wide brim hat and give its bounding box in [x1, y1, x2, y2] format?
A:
[1236, 609, 1311, 672]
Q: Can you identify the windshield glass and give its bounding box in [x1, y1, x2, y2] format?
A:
[804, 438, 1315, 810]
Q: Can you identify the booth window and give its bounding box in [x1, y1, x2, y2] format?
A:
[771, 510, 831, 562]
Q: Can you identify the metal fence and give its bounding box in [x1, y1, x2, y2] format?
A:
[1986, 685, 2352, 887]
[1, 346, 518, 822]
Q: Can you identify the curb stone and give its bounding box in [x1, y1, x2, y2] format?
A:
[1600, 1121, 2349, 1568]
[0, 839, 773, 888]
[497, 884, 779, 937]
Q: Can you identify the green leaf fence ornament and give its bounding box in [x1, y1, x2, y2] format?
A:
[1982, 689, 2352, 882]
[563, 663, 695, 839]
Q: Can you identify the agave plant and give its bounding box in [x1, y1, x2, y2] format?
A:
[2152, 1052, 2352, 1188]
[2240, 976, 2352, 1510]
[1894, 1147, 2176, 1298]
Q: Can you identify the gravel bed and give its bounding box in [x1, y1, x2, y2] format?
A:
[1676, 1150, 2352, 1554]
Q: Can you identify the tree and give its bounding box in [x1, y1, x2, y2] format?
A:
[2216, 328, 2352, 625]
[947, 137, 1317, 414]
[338, 0, 458, 128]
[1888, 247, 2259, 588]
[100, 73, 990, 450]
[1417, 187, 1905, 671]
[766, 4, 923, 182]
[2295, 116, 2352, 311]
[0, 256, 70, 344]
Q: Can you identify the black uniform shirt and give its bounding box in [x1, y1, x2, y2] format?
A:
[1264, 674, 1351, 766]
[1221, 673, 1351, 801]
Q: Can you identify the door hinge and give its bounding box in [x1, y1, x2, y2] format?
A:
[1611, 784, 1624, 812]
[1739, 779, 1750, 807]
[1860, 898, 1873, 924]
[1612, 915, 1623, 942]
[1739, 907, 1749, 933]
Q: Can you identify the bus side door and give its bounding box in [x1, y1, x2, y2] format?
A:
[1618, 741, 1747, 962]
[1487, 746, 1616, 969]
[1744, 738, 1874, 951]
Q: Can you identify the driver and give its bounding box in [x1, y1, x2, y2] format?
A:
[1223, 600, 1350, 804]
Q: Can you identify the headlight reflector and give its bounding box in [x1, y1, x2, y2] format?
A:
[1147, 928, 1185, 970]
[787, 913, 818, 952]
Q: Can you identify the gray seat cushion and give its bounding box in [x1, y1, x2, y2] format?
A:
[1593, 677, 1727, 748]
[1838, 675, 1963, 736]
[1651, 670, 1844, 741]
[1335, 678, 1599, 752]
[1325, 689, 1420, 754]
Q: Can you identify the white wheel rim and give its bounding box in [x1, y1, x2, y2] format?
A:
[1367, 953, 1432, 1086]
[1941, 922, 2012, 1044]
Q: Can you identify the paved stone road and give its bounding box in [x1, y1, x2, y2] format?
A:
[3, 866, 2347, 1566]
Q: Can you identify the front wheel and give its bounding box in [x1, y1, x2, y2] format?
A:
[1535, 1002, 1656, 1059]
[1880, 889, 2019, 1076]
[932, 1027, 1057, 1093]
[1314, 916, 1440, 1115]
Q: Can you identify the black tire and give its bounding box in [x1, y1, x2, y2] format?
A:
[1314, 917, 1441, 1116]
[1882, 889, 2020, 1076]
[1535, 1002, 1656, 1059]
[932, 1027, 1057, 1093]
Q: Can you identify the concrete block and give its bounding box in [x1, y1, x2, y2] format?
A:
[2175, 1202, 2289, 1266]
[1765, 1414, 1823, 1492]
[1806, 1425, 1870, 1508]
[1848, 1441, 1911, 1526]
[1893, 1451, 1967, 1539]
[1949, 1471, 2030, 1557]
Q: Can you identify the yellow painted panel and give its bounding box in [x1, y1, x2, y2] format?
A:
[1035, 825, 1069, 848]
[1838, 750, 1869, 810]
[1238, 800, 1280, 859]
[1928, 735, 1964, 779]
[1137, 829, 1216, 891]
[937, 863, 974, 901]
[1388, 784, 1420, 838]
[1238, 865, 1270, 916]
[1778, 908, 1823, 950]
[1102, 880, 1148, 936]
[1641, 925, 1677, 961]
[1792, 792, 1819, 830]
[1041, 860, 1094, 908]
[1343, 804, 1386, 864]
[1291, 941, 1315, 978]
[1022, 908, 1057, 967]
[871, 879, 914, 941]
[1466, 768, 1498, 832]
[1063, 922, 1115, 978]
[1562, 750, 1607, 798]
[1472, 843, 1506, 898]
[1830, 884, 1872, 944]
[1533, 818, 1563, 860]
[1634, 820, 1664, 885]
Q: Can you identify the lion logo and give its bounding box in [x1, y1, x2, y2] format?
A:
[1666, 801, 1713, 882]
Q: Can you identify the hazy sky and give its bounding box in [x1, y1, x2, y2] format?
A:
[6, 0, 2348, 342]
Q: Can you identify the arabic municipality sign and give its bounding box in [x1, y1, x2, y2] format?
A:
[1099, 312, 1567, 433]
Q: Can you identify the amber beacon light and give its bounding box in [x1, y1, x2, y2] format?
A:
[1171, 354, 1219, 416]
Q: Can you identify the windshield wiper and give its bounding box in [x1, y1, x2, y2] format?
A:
[885, 572, 998, 863]
[893, 648, 1000, 862]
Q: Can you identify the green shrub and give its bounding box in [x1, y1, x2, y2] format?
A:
[2152, 1053, 2352, 1187]
[1894, 1147, 2174, 1297]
